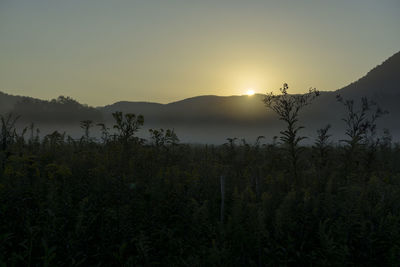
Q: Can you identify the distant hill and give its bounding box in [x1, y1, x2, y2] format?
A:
[310, 51, 400, 133]
[0, 93, 103, 124]
[0, 91, 29, 114]
[337, 50, 400, 97]
[102, 94, 271, 125]
[1, 51, 399, 143]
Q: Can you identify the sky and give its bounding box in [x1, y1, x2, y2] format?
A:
[0, 0, 399, 106]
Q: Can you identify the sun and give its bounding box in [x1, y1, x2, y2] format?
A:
[246, 89, 255, 96]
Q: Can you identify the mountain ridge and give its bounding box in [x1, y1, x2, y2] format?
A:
[2, 51, 399, 111]
[1, 51, 399, 143]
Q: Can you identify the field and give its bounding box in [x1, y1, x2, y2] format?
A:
[1, 98, 400, 266]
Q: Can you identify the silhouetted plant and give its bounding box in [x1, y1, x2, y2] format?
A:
[336, 95, 387, 175]
[252, 136, 265, 199]
[313, 125, 332, 186]
[111, 111, 144, 173]
[97, 123, 110, 144]
[28, 123, 35, 144]
[263, 83, 319, 182]
[254, 135, 265, 147]
[381, 128, 392, 149]
[314, 124, 332, 168]
[0, 113, 19, 151]
[149, 128, 179, 147]
[112, 111, 144, 145]
[223, 137, 237, 166]
[43, 131, 65, 152]
[337, 96, 369, 148]
[14, 126, 28, 149]
[27, 123, 41, 149]
[80, 120, 94, 142]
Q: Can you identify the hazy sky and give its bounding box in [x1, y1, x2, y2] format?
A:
[1, 0, 399, 106]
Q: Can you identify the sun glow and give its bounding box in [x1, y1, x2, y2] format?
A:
[246, 89, 255, 96]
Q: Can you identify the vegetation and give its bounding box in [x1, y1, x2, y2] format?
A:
[263, 83, 319, 184]
[1, 86, 400, 266]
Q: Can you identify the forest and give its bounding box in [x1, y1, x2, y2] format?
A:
[1, 87, 400, 266]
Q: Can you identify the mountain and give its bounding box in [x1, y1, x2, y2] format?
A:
[1, 51, 399, 143]
[337, 50, 400, 98]
[318, 51, 400, 132]
[102, 94, 270, 124]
